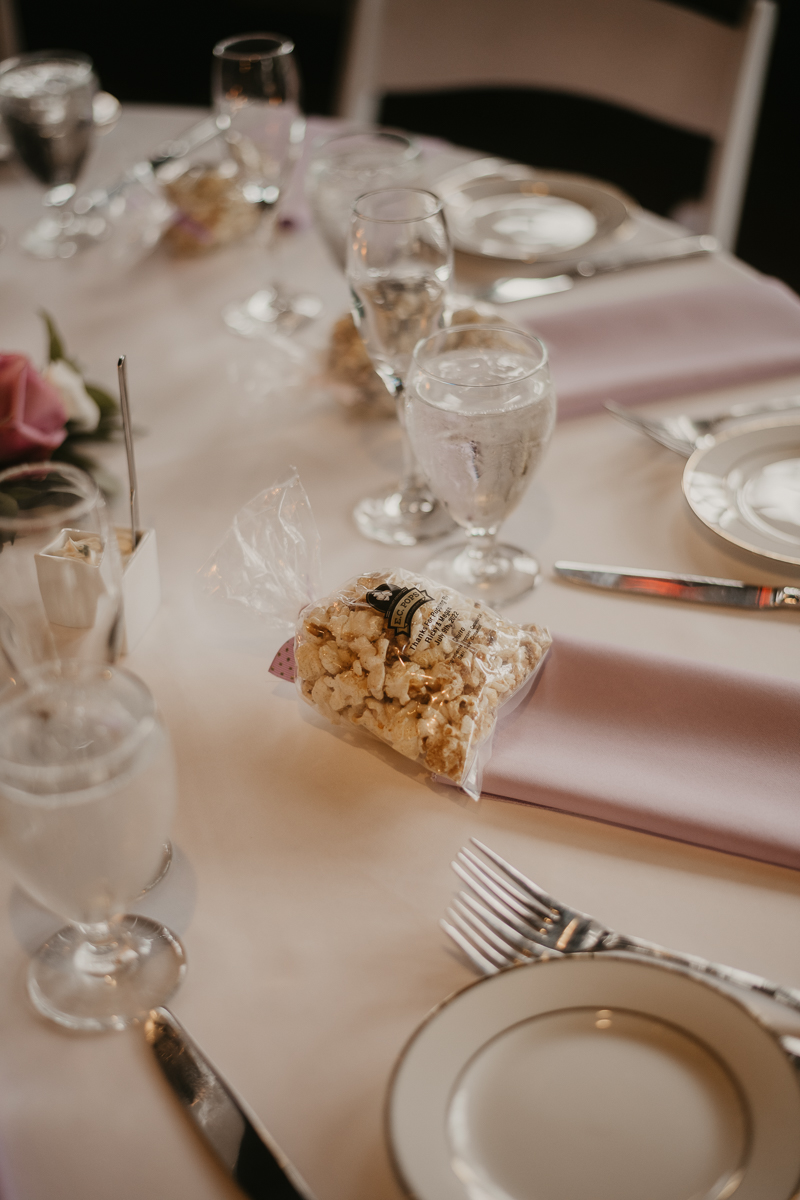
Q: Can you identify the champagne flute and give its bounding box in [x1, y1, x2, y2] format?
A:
[0, 462, 123, 681]
[405, 325, 557, 604]
[306, 128, 421, 269]
[347, 187, 456, 546]
[0, 50, 118, 259]
[0, 662, 185, 1031]
[213, 33, 308, 337]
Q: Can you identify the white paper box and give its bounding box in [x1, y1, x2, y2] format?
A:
[35, 528, 107, 628]
[120, 527, 161, 654]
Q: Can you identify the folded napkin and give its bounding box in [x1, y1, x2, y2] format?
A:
[483, 636, 800, 870]
[524, 275, 800, 419]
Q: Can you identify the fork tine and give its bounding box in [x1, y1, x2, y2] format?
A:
[470, 839, 564, 912]
[440, 917, 500, 975]
[452, 860, 548, 932]
[459, 847, 552, 920]
[445, 907, 515, 969]
[454, 895, 550, 959]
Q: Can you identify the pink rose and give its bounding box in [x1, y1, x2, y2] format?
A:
[0, 354, 68, 464]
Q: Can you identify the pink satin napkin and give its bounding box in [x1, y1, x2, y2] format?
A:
[524, 274, 800, 419]
[483, 635, 800, 870]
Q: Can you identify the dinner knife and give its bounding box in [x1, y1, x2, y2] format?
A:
[145, 1007, 317, 1200]
[484, 235, 718, 303]
[553, 561, 800, 609]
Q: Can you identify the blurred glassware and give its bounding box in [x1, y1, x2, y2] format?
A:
[347, 186, 456, 545]
[0, 50, 119, 259]
[212, 33, 310, 338]
[306, 128, 421, 269]
[0, 462, 123, 683]
[0, 661, 185, 1031]
[405, 324, 557, 604]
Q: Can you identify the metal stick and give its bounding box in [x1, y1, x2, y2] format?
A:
[117, 355, 140, 550]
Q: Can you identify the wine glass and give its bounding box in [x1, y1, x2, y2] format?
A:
[0, 462, 123, 681]
[0, 50, 118, 259]
[0, 661, 185, 1031]
[306, 128, 421, 269]
[405, 324, 557, 604]
[346, 187, 456, 546]
[213, 33, 308, 337]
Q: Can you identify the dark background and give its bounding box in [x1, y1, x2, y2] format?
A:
[14, 0, 800, 293]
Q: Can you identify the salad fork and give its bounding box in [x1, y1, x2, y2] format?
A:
[442, 839, 800, 1020]
[605, 395, 800, 457]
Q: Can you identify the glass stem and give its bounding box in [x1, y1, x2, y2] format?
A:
[463, 527, 499, 575]
[73, 919, 137, 976]
[395, 385, 429, 496]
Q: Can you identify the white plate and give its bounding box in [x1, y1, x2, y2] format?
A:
[435, 158, 631, 263]
[683, 416, 800, 567]
[388, 955, 800, 1200]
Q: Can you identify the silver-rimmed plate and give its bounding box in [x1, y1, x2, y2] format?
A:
[683, 417, 800, 567]
[435, 158, 632, 263]
[388, 955, 800, 1200]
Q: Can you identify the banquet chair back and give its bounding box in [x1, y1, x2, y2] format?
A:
[338, 0, 776, 251]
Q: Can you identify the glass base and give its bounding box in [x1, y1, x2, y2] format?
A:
[20, 210, 109, 260]
[425, 541, 541, 606]
[223, 286, 322, 339]
[28, 915, 186, 1032]
[353, 484, 456, 546]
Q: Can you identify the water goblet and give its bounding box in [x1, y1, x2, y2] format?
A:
[214, 33, 309, 338]
[346, 187, 456, 545]
[405, 325, 557, 604]
[0, 462, 123, 681]
[306, 128, 421, 269]
[0, 662, 185, 1031]
[0, 50, 118, 259]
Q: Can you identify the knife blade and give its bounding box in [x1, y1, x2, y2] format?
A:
[484, 235, 718, 303]
[145, 1007, 317, 1200]
[553, 561, 800, 609]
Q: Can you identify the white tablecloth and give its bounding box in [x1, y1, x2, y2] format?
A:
[1, 106, 800, 1200]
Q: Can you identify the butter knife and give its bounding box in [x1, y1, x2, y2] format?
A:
[145, 1008, 317, 1200]
[554, 561, 800, 609]
[484, 235, 718, 303]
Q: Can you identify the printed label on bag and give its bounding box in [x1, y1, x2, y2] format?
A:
[366, 582, 434, 637]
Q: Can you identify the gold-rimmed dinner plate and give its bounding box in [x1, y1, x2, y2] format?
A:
[683, 416, 800, 567]
[435, 158, 632, 263]
[388, 954, 800, 1200]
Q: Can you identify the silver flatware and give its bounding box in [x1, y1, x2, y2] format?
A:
[117, 355, 139, 551]
[605, 394, 800, 456]
[553, 561, 800, 609]
[443, 841, 800, 1027]
[145, 1007, 317, 1200]
[483, 235, 718, 303]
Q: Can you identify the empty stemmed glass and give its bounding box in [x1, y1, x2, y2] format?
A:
[0, 50, 118, 259]
[214, 33, 310, 338]
[306, 128, 421, 269]
[347, 187, 456, 545]
[0, 662, 185, 1031]
[405, 325, 557, 604]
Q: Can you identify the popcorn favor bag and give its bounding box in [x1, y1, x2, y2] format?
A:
[198, 473, 551, 798]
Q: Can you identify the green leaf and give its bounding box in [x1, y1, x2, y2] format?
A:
[39, 309, 66, 363]
[84, 382, 119, 419]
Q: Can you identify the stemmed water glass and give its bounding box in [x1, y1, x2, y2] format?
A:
[0, 50, 119, 259]
[0, 462, 123, 680]
[346, 187, 456, 546]
[213, 33, 309, 337]
[306, 128, 421, 269]
[405, 325, 557, 604]
[0, 661, 185, 1031]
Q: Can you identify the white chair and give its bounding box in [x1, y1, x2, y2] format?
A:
[337, 0, 776, 250]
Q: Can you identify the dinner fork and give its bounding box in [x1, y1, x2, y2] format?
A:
[605, 395, 800, 457]
[442, 839, 800, 1021]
